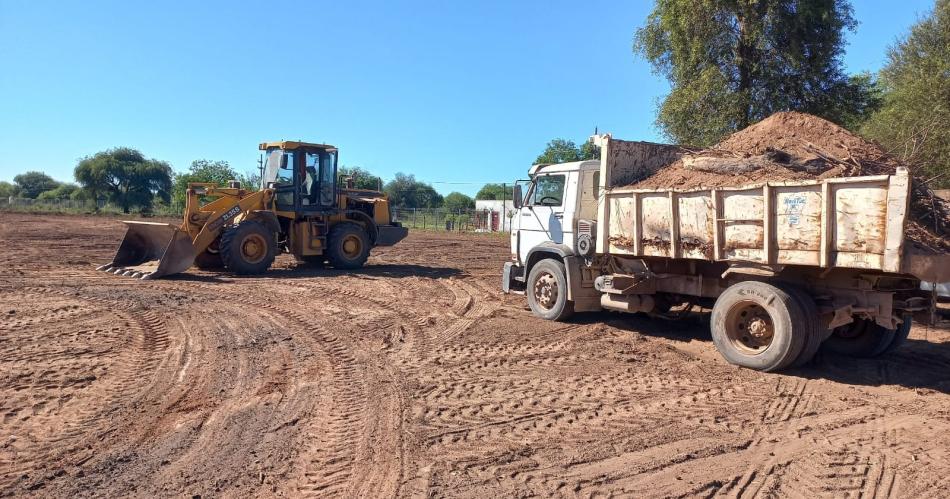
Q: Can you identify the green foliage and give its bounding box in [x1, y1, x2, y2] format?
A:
[579, 140, 600, 160]
[339, 166, 383, 190]
[172, 159, 239, 207]
[475, 183, 513, 200]
[534, 138, 600, 166]
[535, 138, 581, 164]
[862, 0, 950, 188]
[74, 147, 173, 214]
[13, 171, 59, 198]
[0, 181, 18, 199]
[443, 192, 475, 211]
[384, 172, 443, 208]
[36, 183, 79, 201]
[634, 0, 876, 146]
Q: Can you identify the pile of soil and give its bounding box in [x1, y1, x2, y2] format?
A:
[632, 112, 950, 252]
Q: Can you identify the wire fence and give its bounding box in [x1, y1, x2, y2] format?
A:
[0, 197, 516, 233]
[392, 208, 514, 233]
[0, 197, 182, 217]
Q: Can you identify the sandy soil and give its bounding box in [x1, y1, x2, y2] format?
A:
[2, 212, 950, 498]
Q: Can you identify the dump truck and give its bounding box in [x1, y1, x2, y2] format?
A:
[503, 134, 949, 371]
[99, 141, 407, 279]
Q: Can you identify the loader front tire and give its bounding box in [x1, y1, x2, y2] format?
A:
[221, 221, 276, 275]
[194, 237, 223, 270]
[327, 223, 370, 269]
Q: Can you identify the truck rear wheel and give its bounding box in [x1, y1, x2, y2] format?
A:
[779, 284, 822, 368]
[327, 223, 370, 269]
[822, 316, 911, 357]
[221, 221, 276, 275]
[527, 259, 574, 321]
[711, 281, 806, 372]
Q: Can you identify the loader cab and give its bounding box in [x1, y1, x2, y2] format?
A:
[260, 141, 338, 213]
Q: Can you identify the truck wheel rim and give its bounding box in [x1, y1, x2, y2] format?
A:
[241, 234, 267, 264]
[342, 235, 362, 258]
[533, 272, 558, 310]
[725, 301, 774, 354]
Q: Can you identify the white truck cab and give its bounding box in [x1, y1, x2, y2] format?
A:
[504, 160, 604, 320]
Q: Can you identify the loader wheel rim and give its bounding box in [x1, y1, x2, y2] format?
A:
[533, 271, 558, 310]
[341, 235, 363, 259]
[240, 233, 268, 264]
[724, 301, 774, 354]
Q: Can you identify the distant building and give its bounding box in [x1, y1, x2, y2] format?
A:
[474, 199, 515, 232]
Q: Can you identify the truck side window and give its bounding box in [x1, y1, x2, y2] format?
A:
[532, 175, 565, 206]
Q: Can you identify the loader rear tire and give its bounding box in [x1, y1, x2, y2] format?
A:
[327, 223, 370, 269]
[711, 281, 806, 372]
[221, 221, 276, 275]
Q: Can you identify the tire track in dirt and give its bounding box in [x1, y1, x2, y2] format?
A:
[0, 287, 170, 493]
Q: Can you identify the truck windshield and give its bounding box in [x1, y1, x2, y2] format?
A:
[531, 174, 565, 206]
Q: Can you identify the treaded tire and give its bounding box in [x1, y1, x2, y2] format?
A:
[194, 237, 223, 270]
[294, 254, 326, 267]
[326, 222, 370, 270]
[880, 315, 912, 355]
[711, 281, 806, 372]
[823, 317, 910, 357]
[526, 259, 574, 321]
[220, 221, 276, 275]
[778, 284, 822, 368]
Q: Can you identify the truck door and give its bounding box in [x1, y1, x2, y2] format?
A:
[518, 173, 569, 263]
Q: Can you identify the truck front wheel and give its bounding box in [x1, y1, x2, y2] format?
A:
[711, 281, 807, 372]
[526, 259, 574, 321]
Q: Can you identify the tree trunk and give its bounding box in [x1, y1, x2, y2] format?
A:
[735, 11, 754, 129]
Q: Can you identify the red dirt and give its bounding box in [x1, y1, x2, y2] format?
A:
[634, 111, 950, 251]
[2, 212, 950, 497]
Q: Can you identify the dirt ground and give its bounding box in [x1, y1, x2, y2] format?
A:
[2, 212, 950, 498]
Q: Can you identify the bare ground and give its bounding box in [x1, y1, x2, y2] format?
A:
[2, 212, 950, 498]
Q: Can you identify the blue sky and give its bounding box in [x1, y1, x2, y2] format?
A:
[0, 0, 937, 196]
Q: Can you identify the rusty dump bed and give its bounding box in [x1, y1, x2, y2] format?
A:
[594, 137, 950, 284]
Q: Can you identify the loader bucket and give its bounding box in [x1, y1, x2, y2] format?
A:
[96, 221, 196, 279]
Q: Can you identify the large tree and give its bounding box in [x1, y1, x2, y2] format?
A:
[384, 172, 443, 208]
[0, 181, 18, 199]
[74, 148, 173, 213]
[475, 183, 513, 200]
[13, 171, 59, 198]
[862, 0, 950, 188]
[443, 192, 475, 211]
[172, 159, 239, 207]
[634, 0, 877, 146]
[339, 166, 383, 190]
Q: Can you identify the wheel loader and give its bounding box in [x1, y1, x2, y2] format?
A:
[98, 141, 408, 279]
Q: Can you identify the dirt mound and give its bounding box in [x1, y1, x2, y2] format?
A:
[633, 111, 950, 252]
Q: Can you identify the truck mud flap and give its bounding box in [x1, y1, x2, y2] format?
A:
[96, 221, 196, 279]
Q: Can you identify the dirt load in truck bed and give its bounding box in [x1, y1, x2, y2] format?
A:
[632, 111, 950, 252]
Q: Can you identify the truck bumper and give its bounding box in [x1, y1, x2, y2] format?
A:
[376, 224, 409, 246]
[503, 262, 526, 294]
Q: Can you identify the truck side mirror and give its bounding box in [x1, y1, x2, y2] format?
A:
[512, 184, 523, 209]
[279, 153, 289, 169]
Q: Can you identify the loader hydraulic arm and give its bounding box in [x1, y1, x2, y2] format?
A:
[187, 187, 273, 254]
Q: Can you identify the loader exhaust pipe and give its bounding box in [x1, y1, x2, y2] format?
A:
[97, 221, 196, 279]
